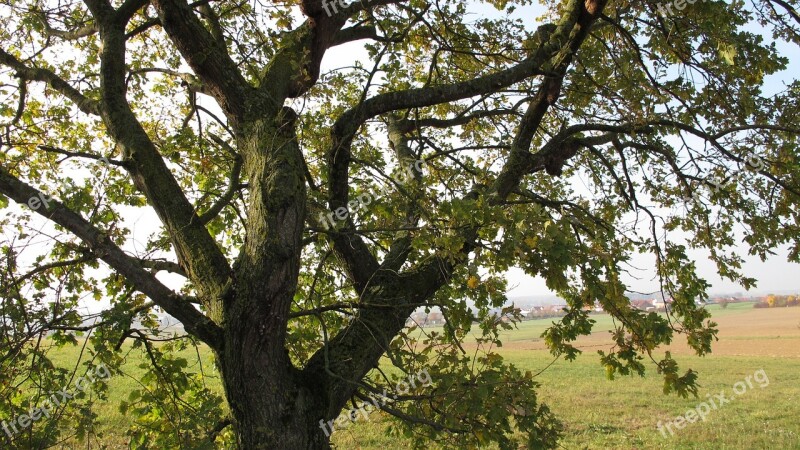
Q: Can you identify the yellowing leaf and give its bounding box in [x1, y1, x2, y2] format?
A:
[718, 43, 737, 65]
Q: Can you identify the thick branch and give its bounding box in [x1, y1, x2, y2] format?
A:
[492, 0, 609, 199]
[85, 4, 233, 321]
[0, 165, 223, 347]
[331, 26, 401, 46]
[303, 241, 473, 417]
[311, 0, 610, 414]
[265, 0, 407, 98]
[0, 48, 101, 116]
[137, 258, 187, 276]
[151, 0, 254, 123]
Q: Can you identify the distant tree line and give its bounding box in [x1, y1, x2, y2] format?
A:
[753, 295, 800, 309]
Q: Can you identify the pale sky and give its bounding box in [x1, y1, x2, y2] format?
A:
[4, 0, 799, 317]
[505, 245, 800, 299]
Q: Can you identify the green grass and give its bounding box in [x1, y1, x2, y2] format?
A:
[705, 302, 756, 314]
[498, 351, 799, 449]
[331, 350, 800, 449]
[335, 350, 800, 450]
[21, 304, 800, 449]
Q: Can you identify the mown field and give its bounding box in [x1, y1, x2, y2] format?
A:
[30, 303, 800, 449]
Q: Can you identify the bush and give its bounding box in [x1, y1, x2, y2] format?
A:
[760, 295, 799, 308]
[766, 294, 778, 307]
[753, 302, 770, 308]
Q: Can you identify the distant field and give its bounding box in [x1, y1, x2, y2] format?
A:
[488, 302, 800, 358]
[23, 303, 800, 449]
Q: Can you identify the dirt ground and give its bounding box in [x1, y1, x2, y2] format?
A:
[500, 306, 800, 358]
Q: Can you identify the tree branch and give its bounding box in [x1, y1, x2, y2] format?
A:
[0, 48, 101, 116]
[309, 0, 610, 415]
[37, 145, 127, 167]
[197, 154, 243, 224]
[0, 165, 223, 348]
[331, 25, 401, 46]
[82, 2, 234, 322]
[136, 258, 187, 277]
[150, 0, 254, 123]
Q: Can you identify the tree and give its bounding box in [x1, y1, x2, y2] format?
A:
[1, 0, 799, 448]
[718, 299, 730, 309]
[767, 294, 778, 307]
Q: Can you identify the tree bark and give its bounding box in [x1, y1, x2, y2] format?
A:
[216, 106, 333, 448]
[218, 315, 332, 449]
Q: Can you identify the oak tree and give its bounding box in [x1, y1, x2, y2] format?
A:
[1, 0, 799, 448]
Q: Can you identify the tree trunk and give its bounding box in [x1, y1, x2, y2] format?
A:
[218, 319, 331, 449]
[214, 107, 333, 449]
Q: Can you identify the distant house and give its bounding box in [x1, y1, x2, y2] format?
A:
[518, 306, 550, 320]
[652, 298, 671, 311]
[631, 299, 655, 311]
[582, 301, 604, 313]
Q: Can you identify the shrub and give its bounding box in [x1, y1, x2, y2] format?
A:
[766, 294, 777, 307]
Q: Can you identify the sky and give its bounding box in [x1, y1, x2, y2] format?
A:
[505, 245, 800, 299]
[96, 0, 800, 305]
[320, 2, 800, 299]
[3, 0, 799, 318]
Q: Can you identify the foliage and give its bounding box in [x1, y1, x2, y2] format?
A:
[758, 294, 800, 308]
[1, 0, 799, 447]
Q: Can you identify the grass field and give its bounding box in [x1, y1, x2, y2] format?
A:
[24, 303, 800, 449]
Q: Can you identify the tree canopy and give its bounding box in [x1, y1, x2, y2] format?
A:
[1, 0, 799, 448]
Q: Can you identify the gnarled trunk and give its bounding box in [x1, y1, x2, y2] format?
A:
[218, 318, 331, 449]
[215, 107, 332, 448]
